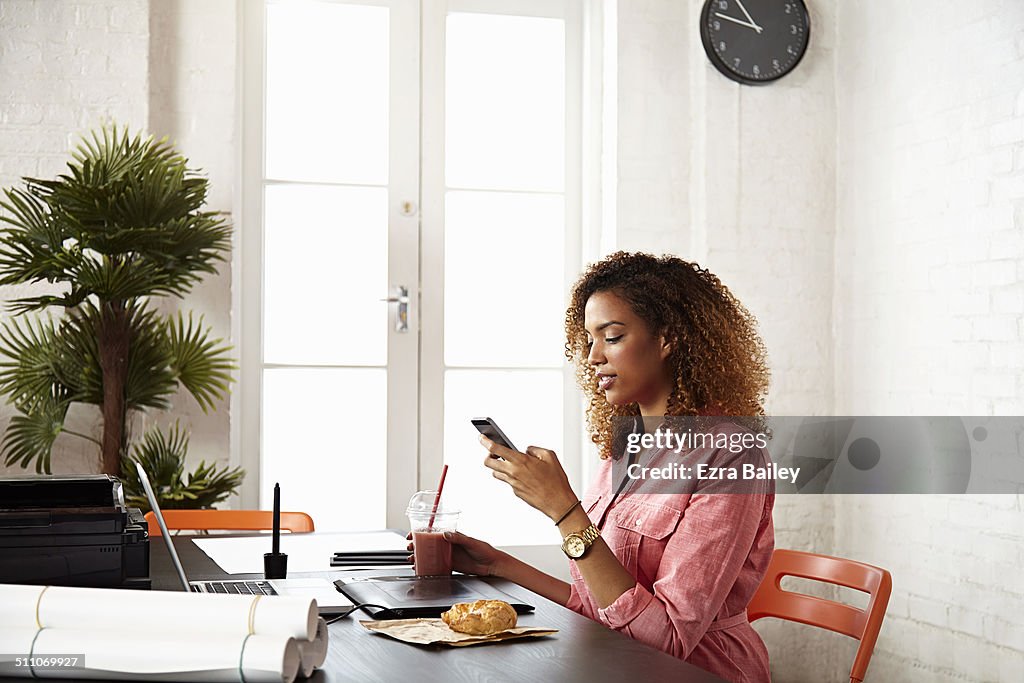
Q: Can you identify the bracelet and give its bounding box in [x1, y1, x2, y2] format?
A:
[554, 499, 582, 526]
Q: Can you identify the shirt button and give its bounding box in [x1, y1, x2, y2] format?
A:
[634, 518, 642, 526]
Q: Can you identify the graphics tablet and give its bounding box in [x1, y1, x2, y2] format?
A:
[335, 575, 534, 619]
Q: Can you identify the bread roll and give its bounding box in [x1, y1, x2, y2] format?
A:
[441, 599, 517, 635]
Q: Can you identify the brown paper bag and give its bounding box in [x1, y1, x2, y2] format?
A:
[360, 618, 557, 647]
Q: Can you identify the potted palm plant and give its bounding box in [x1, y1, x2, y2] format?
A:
[0, 125, 243, 510]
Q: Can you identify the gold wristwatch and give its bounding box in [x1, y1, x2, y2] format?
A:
[561, 524, 600, 559]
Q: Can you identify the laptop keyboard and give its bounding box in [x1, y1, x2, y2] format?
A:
[200, 581, 277, 596]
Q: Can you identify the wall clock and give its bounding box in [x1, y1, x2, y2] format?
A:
[700, 0, 810, 85]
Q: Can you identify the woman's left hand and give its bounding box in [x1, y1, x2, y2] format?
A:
[480, 436, 578, 521]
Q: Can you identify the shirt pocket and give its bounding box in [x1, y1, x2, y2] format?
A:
[608, 503, 682, 579]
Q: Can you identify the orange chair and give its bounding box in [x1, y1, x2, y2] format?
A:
[748, 549, 892, 683]
[144, 510, 315, 537]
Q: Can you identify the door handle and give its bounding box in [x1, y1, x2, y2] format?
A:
[380, 285, 409, 333]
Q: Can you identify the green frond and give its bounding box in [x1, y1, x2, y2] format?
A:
[181, 459, 246, 509]
[166, 312, 235, 412]
[0, 187, 74, 285]
[124, 303, 177, 411]
[0, 394, 70, 473]
[121, 422, 244, 512]
[72, 254, 178, 301]
[53, 303, 104, 404]
[65, 126, 180, 191]
[154, 212, 232, 278]
[5, 288, 90, 315]
[0, 123, 232, 302]
[127, 421, 189, 483]
[0, 315, 68, 412]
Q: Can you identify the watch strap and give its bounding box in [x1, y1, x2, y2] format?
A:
[578, 523, 600, 545]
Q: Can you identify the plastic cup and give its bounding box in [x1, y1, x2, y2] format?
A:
[407, 490, 460, 577]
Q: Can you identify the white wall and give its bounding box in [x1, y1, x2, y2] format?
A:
[833, 0, 1024, 680]
[146, 0, 237, 487]
[613, 0, 1024, 681]
[0, 0, 236, 478]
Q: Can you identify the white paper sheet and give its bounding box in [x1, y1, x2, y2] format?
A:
[0, 585, 316, 641]
[193, 531, 407, 574]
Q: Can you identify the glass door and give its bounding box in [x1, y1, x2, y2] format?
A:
[421, 0, 583, 545]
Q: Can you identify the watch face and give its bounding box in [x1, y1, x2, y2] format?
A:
[700, 0, 810, 85]
[565, 535, 586, 558]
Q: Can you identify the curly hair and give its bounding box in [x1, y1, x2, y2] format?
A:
[564, 251, 770, 459]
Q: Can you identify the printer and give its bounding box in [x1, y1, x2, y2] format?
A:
[0, 474, 150, 588]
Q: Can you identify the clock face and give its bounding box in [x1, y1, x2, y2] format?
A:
[565, 536, 585, 558]
[700, 0, 810, 85]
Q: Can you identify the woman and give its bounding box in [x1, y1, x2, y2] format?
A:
[440, 251, 774, 683]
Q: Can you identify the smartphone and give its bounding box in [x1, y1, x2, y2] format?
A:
[471, 417, 518, 454]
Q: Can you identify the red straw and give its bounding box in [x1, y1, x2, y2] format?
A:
[426, 464, 449, 531]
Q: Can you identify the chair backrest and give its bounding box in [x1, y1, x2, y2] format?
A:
[748, 549, 892, 683]
[143, 510, 315, 536]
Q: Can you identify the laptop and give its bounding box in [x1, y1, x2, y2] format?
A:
[136, 462, 353, 614]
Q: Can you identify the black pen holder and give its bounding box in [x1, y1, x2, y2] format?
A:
[264, 552, 288, 579]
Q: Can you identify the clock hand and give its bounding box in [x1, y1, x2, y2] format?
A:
[733, 0, 763, 33]
[714, 12, 761, 32]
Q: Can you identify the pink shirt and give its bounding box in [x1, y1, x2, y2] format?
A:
[566, 428, 774, 683]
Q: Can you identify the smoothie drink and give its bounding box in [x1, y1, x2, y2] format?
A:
[411, 530, 453, 576]
[406, 490, 460, 577]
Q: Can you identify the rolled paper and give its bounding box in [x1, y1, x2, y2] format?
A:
[0, 585, 45, 627]
[0, 584, 316, 641]
[0, 628, 37, 677]
[0, 628, 300, 683]
[294, 618, 329, 678]
[240, 634, 301, 683]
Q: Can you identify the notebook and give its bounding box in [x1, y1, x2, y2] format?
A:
[335, 575, 534, 619]
[136, 462, 353, 614]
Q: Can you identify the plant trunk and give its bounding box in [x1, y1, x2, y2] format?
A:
[98, 302, 130, 477]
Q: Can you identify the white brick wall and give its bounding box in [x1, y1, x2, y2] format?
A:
[0, 0, 149, 184]
[615, 0, 1024, 681]
[614, 0, 689, 256]
[0, 0, 237, 478]
[834, 0, 1024, 678]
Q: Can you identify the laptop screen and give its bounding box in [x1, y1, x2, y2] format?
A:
[135, 461, 192, 591]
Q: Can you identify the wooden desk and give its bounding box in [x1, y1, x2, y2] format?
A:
[2, 535, 726, 683]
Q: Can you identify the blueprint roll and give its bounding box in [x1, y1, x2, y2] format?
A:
[0, 628, 301, 683]
[0, 628, 35, 677]
[295, 618, 329, 677]
[0, 584, 317, 641]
